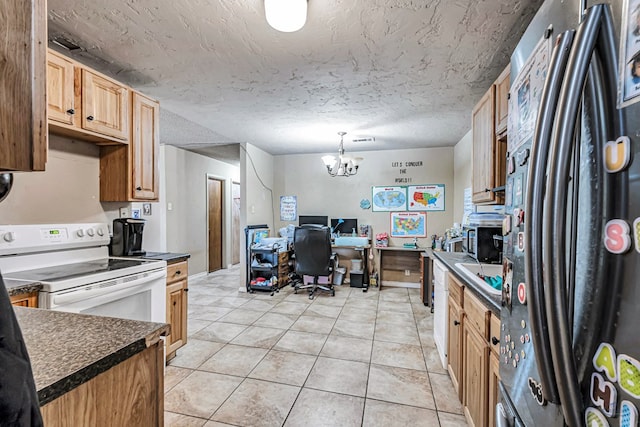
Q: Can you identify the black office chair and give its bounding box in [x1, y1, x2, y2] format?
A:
[293, 225, 336, 299]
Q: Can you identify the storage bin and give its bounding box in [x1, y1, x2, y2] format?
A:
[333, 267, 346, 285]
[351, 259, 362, 271]
[350, 271, 365, 288]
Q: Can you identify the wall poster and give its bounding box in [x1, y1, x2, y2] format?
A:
[408, 184, 445, 211]
[279, 195, 297, 221]
[619, 0, 640, 107]
[372, 186, 407, 212]
[390, 211, 427, 238]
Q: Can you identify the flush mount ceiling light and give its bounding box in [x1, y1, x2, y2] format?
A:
[264, 0, 308, 32]
[321, 132, 363, 177]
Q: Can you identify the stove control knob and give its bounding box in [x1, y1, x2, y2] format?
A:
[76, 229, 85, 238]
[86, 228, 95, 237]
[96, 228, 104, 236]
[3, 232, 15, 242]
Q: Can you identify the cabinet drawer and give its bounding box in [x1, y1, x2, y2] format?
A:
[464, 290, 490, 340]
[490, 313, 501, 355]
[448, 273, 464, 306]
[167, 261, 188, 283]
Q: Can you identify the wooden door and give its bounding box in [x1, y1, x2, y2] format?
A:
[231, 182, 241, 265]
[488, 351, 500, 427]
[208, 178, 223, 272]
[131, 92, 159, 200]
[47, 50, 76, 125]
[81, 69, 129, 140]
[166, 280, 187, 356]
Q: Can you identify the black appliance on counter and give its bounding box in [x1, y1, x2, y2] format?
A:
[110, 218, 146, 256]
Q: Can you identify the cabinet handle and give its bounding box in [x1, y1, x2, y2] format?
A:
[87, 115, 94, 121]
[175, 270, 181, 275]
[184, 288, 189, 292]
[454, 320, 460, 326]
[136, 186, 142, 191]
[485, 188, 491, 193]
[492, 336, 500, 345]
[66, 108, 75, 115]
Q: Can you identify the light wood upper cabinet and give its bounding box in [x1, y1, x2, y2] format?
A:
[472, 65, 509, 205]
[100, 91, 159, 202]
[494, 65, 510, 136]
[132, 92, 159, 200]
[47, 50, 76, 125]
[81, 69, 130, 140]
[0, 0, 47, 172]
[472, 87, 496, 204]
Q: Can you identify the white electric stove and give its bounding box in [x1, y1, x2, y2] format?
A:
[0, 223, 166, 323]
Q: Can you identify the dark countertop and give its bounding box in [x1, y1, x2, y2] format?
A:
[14, 307, 169, 406]
[3, 278, 43, 297]
[141, 252, 191, 264]
[430, 251, 502, 316]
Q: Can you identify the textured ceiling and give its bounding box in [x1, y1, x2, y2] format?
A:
[47, 0, 543, 161]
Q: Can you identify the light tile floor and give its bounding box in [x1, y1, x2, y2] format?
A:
[164, 265, 468, 427]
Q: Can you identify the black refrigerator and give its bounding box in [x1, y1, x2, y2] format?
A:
[498, 0, 640, 425]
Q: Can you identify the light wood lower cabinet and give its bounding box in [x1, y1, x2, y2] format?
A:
[41, 341, 164, 426]
[166, 260, 188, 360]
[10, 292, 38, 307]
[447, 272, 500, 427]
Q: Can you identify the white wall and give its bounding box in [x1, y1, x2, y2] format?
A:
[273, 146, 455, 247]
[453, 130, 472, 224]
[163, 145, 240, 276]
[0, 135, 123, 224]
[240, 143, 275, 288]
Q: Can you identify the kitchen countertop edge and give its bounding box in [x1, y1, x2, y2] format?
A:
[4, 278, 43, 297]
[14, 307, 169, 406]
[430, 251, 502, 316]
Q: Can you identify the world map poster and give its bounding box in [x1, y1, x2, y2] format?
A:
[372, 186, 407, 212]
[390, 212, 427, 238]
[408, 184, 445, 211]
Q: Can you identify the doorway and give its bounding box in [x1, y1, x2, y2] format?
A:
[231, 182, 241, 265]
[208, 177, 223, 273]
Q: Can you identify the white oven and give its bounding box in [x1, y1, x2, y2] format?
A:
[0, 223, 166, 323]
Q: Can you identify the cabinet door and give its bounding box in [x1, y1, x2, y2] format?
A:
[131, 92, 159, 200]
[81, 69, 129, 140]
[494, 65, 510, 136]
[472, 87, 496, 204]
[47, 50, 76, 125]
[10, 292, 38, 308]
[488, 351, 500, 427]
[166, 279, 188, 357]
[463, 322, 489, 427]
[0, 0, 47, 172]
[447, 296, 464, 399]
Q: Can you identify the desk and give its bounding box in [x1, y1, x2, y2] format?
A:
[376, 246, 424, 288]
[332, 244, 371, 286]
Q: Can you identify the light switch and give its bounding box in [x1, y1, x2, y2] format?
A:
[167, 202, 173, 211]
[119, 207, 130, 218]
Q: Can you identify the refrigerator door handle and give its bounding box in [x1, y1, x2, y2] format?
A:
[524, 29, 574, 405]
[543, 4, 617, 426]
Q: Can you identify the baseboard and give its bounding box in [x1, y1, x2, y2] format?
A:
[381, 280, 420, 289]
[188, 272, 207, 281]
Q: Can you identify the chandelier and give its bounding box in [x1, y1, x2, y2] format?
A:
[321, 132, 363, 177]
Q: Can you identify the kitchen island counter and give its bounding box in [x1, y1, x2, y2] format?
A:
[15, 307, 169, 406]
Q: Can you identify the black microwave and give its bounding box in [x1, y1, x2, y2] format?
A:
[462, 226, 502, 263]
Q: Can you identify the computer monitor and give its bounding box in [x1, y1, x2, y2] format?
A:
[298, 215, 328, 226]
[331, 218, 358, 235]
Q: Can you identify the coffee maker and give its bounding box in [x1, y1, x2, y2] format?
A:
[111, 218, 146, 256]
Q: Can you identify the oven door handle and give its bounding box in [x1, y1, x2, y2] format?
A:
[51, 269, 167, 306]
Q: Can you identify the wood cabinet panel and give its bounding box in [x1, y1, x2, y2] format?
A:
[490, 313, 501, 355]
[463, 321, 489, 427]
[464, 290, 490, 340]
[10, 292, 38, 308]
[0, 0, 47, 172]
[166, 279, 188, 356]
[81, 69, 129, 140]
[167, 261, 188, 283]
[131, 92, 159, 200]
[495, 65, 510, 135]
[47, 50, 76, 125]
[488, 351, 501, 427]
[41, 342, 164, 427]
[472, 87, 496, 204]
[448, 274, 464, 306]
[447, 296, 464, 399]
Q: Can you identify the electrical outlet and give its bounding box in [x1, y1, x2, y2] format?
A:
[119, 207, 130, 218]
[404, 269, 411, 276]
